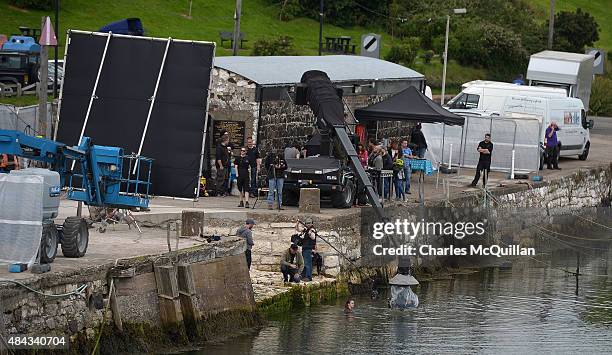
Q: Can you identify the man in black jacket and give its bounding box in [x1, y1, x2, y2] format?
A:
[246, 137, 261, 197]
[470, 133, 493, 188]
[382, 148, 393, 199]
[215, 133, 230, 196]
[410, 123, 428, 158]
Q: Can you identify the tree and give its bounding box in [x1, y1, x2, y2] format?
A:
[549, 8, 599, 53]
[455, 21, 528, 80]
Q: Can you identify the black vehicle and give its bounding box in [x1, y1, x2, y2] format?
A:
[283, 156, 358, 208]
[0, 51, 39, 86]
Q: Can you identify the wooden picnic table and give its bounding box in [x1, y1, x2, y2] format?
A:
[219, 31, 248, 49]
[323, 36, 355, 54]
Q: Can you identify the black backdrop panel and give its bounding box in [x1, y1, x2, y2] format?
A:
[57, 31, 214, 198]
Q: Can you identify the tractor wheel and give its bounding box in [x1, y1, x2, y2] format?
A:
[332, 179, 355, 208]
[40, 221, 58, 263]
[61, 217, 89, 258]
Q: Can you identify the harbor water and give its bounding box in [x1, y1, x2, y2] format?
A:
[195, 236, 612, 354]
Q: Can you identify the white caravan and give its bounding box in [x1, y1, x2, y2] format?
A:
[502, 96, 594, 166]
[445, 80, 567, 114]
[527, 50, 594, 111]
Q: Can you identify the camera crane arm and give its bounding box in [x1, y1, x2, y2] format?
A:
[294, 70, 387, 222]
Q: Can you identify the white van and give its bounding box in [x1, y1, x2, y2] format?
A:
[445, 80, 567, 113]
[502, 96, 594, 165]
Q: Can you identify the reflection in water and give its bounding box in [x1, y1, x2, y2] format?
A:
[198, 242, 612, 354]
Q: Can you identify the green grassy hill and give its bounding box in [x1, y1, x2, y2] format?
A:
[4, 0, 607, 107]
[532, 0, 611, 51]
[0, 0, 486, 105]
[1, 0, 385, 57]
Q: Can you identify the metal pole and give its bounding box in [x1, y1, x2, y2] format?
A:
[133, 37, 172, 174]
[548, 0, 555, 49]
[455, 123, 465, 186]
[441, 123, 446, 164]
[77, 32, 111, 145]
[38, 17, 49, 137]
[53, 0, 59, 99]
[196, 45, 217, 201]
[440, 14, 450, 105]
[318, 0, 324, 56]
[53, 28, 71, 141]
[72, 31, 111, 169]
[232, 0, 242, 56]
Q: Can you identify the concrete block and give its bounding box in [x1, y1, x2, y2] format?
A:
[324, 255, 339, 268]
[182, 210, 204, 236]
[299, 188, 320, 214]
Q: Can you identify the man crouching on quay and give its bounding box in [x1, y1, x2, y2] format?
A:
[281, 244, 304, 283]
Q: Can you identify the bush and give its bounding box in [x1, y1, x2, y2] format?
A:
[432, 35, 459, 57]
[454, 21, 528, 80]
[385, 42, 417, 66]
[589, 77, 612, 116]
[279, 0, 302, 21]
[251, 36, 296, 56]
[9, 0, 53, 10]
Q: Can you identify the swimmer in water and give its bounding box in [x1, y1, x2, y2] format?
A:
[344, 299, 355, 313]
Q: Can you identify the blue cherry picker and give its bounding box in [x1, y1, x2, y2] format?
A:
[0, 129, 152, 263]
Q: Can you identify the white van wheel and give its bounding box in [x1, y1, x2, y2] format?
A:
[578, 142, 590, 161]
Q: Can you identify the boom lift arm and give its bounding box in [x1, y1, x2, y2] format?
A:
[0, 129, 152, 209]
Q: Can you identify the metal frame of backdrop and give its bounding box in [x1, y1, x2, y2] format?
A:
[55, 30, 216, 199]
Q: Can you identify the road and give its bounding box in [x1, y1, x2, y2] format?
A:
[592, 116, 612, 137]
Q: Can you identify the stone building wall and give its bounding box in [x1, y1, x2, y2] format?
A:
[208, 69, 418, 160]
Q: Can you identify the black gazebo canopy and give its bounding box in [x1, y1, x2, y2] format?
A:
[354, 86, 464, 126]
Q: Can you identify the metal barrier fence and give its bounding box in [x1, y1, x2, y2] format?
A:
[422, 115, 541, 174]
[0, 103, 54, 137]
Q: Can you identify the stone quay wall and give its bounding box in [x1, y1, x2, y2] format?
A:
[189, 211, 361, 277]
[376, 165, 612, 269]
[0, 237, 256, 353]
[193, 165, 611, 277]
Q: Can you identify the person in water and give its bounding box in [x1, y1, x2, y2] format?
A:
[344, 298, 355, 313]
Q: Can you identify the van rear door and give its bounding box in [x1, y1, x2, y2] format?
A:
[549, 103, 585, 154]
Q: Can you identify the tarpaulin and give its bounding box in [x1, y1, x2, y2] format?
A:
[0, 174, 43, 266]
